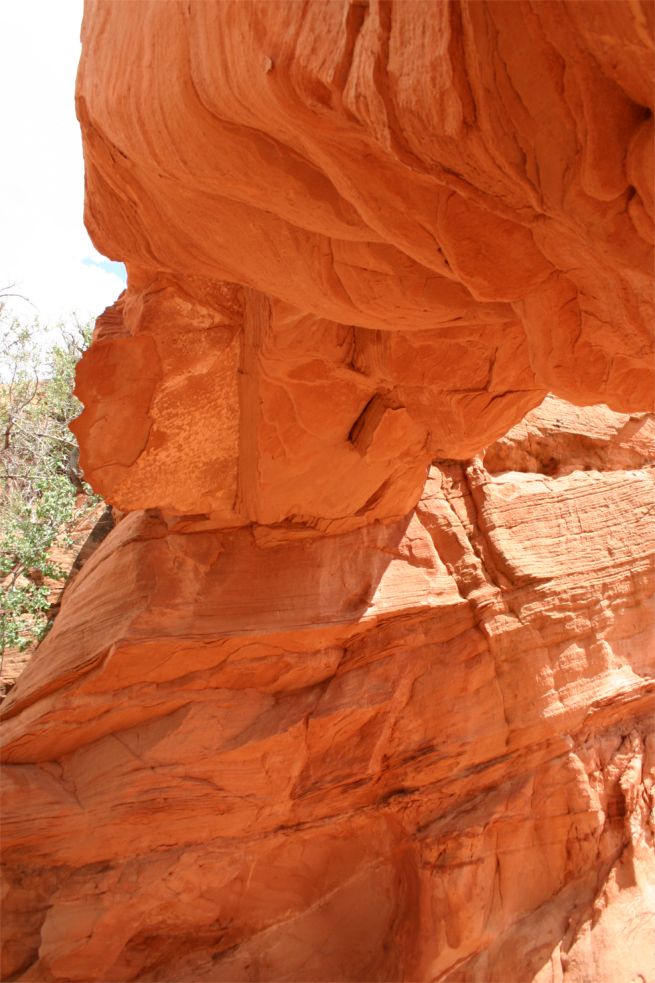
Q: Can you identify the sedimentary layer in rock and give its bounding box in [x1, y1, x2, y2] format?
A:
[3, 2, 655, 981]
[71, 0, 654, 521]
[2, 400, 654, 982]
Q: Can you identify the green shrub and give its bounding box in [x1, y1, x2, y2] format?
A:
[0, 309, 100, 657]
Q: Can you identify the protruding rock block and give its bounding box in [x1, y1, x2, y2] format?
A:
[2, 1, 655, 979]
[2, 400, 654, 980]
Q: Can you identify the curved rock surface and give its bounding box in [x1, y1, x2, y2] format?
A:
[2, 2, 655, 981]
[71, 0, 654, 522]
[2, 398, 654, 981]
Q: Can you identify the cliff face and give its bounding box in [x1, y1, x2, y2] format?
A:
[2, 2, 655, 981]
[2, 399, 654, 982]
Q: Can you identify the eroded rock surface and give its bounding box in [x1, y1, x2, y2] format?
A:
[2, 399, 654, 981]
[71, 0, 654, 524]
[2, 1, 655, 981]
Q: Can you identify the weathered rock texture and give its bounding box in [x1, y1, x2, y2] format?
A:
[2, 399, 654, 981]
[2, 1, 655, 981]
[71, 0, 654, 525]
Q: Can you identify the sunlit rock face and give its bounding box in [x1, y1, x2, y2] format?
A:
[1, 2, 654, 981]
[2, 399, 654, 982]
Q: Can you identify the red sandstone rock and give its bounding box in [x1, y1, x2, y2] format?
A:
[71, 0, 653, 519]
[2, 2, 655, 980]
[483, 393, 655, 477]
[2, 398, 654, 981]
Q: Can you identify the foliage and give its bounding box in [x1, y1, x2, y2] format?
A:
[0, 304, 99, 658]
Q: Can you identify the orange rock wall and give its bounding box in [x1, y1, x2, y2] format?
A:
[71, 0, 654, 523]
[2, 401, 654, 981]
[2, 2, 655, 981]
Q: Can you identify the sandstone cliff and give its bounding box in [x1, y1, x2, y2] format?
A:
[2, 2, 654, 981]
[2, 399, 654, 981]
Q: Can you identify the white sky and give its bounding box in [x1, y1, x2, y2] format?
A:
[0, 0, 126, 329]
